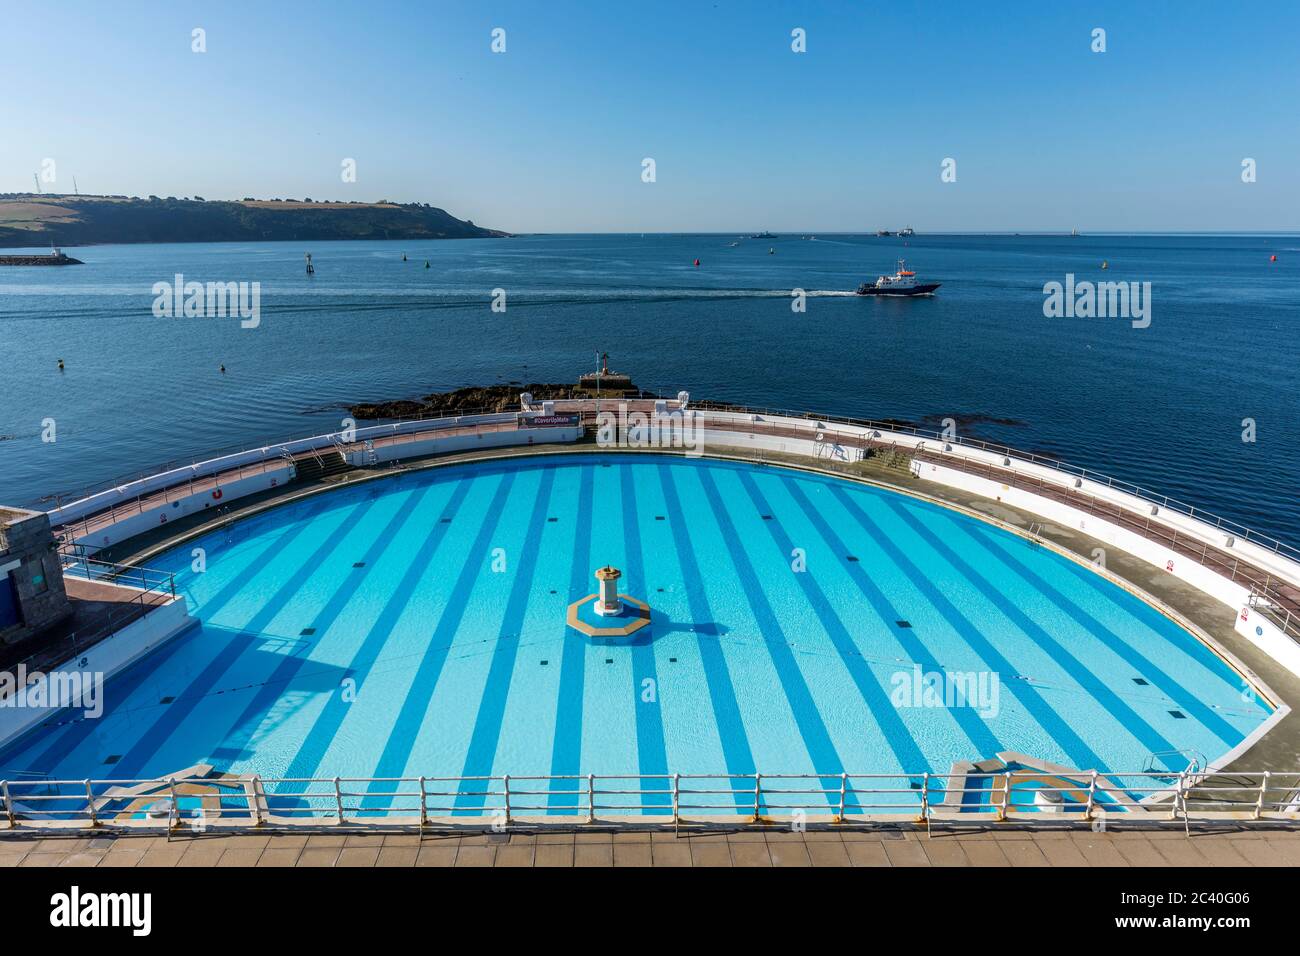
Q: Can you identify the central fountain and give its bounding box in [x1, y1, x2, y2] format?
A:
[566, 565, 652, 641]
[593, 566, 623, 616]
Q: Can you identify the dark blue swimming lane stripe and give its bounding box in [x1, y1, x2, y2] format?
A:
[959, 521, 1243, 745]
[454, 467, 557, 810]
[827, 484, 1107, 771]
[363, 471, 519, 807]
[739, 472, 928, 774]
[276, 480, 467, 788]
[143, 496, 377, 775]
[207, 488, 434, 767]
[16, 627, 197, 774]
[108, 499, 348, 780]
[656, 463, 754, 810]
[696, 467, 844, 800]
[620, 462, 670, 812]
[877, 496, 1182, 765]
[14, 497, 332, 773]
[1050, 543, 1247, 688]
[548, 463, 594, 812]
[191, 496, 335, 623]
[779, 476, 1001, 762]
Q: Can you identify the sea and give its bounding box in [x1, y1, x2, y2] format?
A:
[1, 233, 1297, 545]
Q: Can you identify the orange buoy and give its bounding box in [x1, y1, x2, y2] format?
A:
[1271, 255, 1278, 262]
[694, 258, 700, 267]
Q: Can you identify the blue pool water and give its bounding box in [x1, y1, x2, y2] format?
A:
[0, 455, 1272, 801]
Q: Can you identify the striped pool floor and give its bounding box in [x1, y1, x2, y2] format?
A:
[0, 454, 1272, 808]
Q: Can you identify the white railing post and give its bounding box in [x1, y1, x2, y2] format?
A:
[1084, 770, 1098, 820]
[752, 773, 762, 823]
[85, 779, 97, 827]
[167, 777, 179, 830]
[502, 774, 511, 826]
[333, 776, 344, 824]
[250, 775, 265, 825]
[1172, 773, 1183, 820]
[2, 781, 14, 828]
[919, 772, 930, 825]
[419, 775, 428, 827]
[838, 772, 847, 822]
[587, 774, 595, 824]
[671, 773, 680, 824]
[1256, 772, 1269, 820]
[998, 772, 1010, 821]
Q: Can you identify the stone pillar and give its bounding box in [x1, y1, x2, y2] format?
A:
[594, 566, 622, 616]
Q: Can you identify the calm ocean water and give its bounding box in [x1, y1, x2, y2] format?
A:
[1, 233, 1297, 544]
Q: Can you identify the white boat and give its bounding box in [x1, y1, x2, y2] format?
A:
[854, 258, 941, 296]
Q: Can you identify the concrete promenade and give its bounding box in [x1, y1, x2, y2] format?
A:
[5, 825, 1300, 868]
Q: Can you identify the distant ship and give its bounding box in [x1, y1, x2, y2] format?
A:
[855, 258, 941, 296]
[876, 229, 895, 237]
[899, 227, 915, 237]
[750, 231, 776, 239]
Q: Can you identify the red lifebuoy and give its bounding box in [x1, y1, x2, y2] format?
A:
[212, 489, 224, 500]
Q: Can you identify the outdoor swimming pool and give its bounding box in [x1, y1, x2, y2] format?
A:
[0, 454, 1273, 811]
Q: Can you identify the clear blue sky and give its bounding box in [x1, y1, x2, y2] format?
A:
[4, 0, 1297, 232]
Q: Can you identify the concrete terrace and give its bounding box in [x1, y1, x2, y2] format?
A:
[5, 825, 1300, 868]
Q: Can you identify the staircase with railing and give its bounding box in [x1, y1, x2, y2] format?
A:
[291, 449, 353, 484]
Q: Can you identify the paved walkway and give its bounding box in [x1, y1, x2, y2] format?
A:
[4, 827, 1300, 867]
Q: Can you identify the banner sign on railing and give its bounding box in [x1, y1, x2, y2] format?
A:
[520, 414, 580, 429]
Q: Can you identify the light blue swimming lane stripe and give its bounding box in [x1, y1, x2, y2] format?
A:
[1051, 544, 1252, 692]
[620, 462, 671, 813]
[11, 497, 334, 773]
[453, 467, 557, 811]
[738, 471, 929, 774]
[878, 497, 1183, 766]
[959, 521, 1244, 746]
[207, 487, 433, 767]
[7, 629, 195, 774]
[656, 463, 754, 810]
[779, 475, 1001, 763]
[827, 484, 1108, 771]
[696, 467, 844, 805]
[108, 498, 348, 780]
[277, 479, 469, 789]
[362, 471, 518, 808]
[548, 463, 594, 812]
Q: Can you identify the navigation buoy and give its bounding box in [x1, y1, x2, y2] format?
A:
[57, 359, 64, 371]
[219, 364, 226, 373]
[693, 258, 700, 267]
[305, 252, 315, 275]
[1101, 260, 1108, 270]
[1270, 254, 1278, 262]
[424, 260, 430, 269]
[769, 247, 775, 255]
[402, 253, 408, 262]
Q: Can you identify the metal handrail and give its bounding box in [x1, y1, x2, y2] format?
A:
[34, 406, 508, 510]
[38, 397, 1300, 565]
[685, 399, 1300, 562]
[58, 551, 176, 597]
[3, 769, 1299, 830]
[0, 556, 178, 679]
